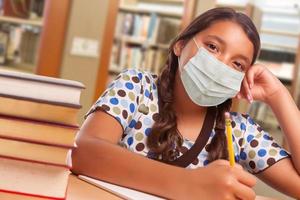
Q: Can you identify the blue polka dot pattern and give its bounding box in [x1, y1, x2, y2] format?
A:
[236, 114, 290, 173]
[85, 69, 290, 173]
[280, 150, 288, 156]
[138, 72, 143, 80]
[263, 134, 272, 140]
[247, 135, 254, 142]
[258, 149, 267, 157]
[127, 137, 133, 146]
[240, 151, 247, 160]
[125, 82, 134, 90]
[129, 103, 135, 113]
[129, 120, 136, 128]
[145, 89, 150, 98]
[248, 117, 255, 125]
[203, 160, 209, 166]
[145, 128, 152, 136]
[110, 98, 119, 105]
[240, 123, 246, 131]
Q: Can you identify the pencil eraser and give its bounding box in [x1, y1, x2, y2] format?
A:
[224, 112, 230, 119]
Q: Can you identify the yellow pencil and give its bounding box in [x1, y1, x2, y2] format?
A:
[225, 112, 235, 166]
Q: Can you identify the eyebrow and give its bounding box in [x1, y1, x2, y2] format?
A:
[206, 35, 226, 45]
[205, 35, 251, 65]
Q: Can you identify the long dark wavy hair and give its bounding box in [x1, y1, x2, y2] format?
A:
[147, 7, 260, 163]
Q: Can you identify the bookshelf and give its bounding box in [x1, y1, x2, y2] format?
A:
[119, 5, 182, 18]
[0, 0, 45, 73]
[0, 0, 70, 78]
[108, 0, 184, 76]
[0, 15, 43, 27]
[246, 1, 300, 144]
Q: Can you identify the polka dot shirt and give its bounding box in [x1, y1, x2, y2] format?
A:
[85, 69, 290, 174]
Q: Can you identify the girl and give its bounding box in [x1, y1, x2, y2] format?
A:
[71, 7, 300, 199]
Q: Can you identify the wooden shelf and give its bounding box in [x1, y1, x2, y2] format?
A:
[261, 29, 299, 38]
[119, 5, 182, 18]
[215, 3, 246, 10]
[261, 7, 300, 16]
[261, 43, 298, 53]
[139, 0, 183, 4]
[0, 16, 43, 27]
[116, 35, 169, 49]
[0, 63, 35, 73]
[257, 60, 294, 82]
[109, 64, 123, 75]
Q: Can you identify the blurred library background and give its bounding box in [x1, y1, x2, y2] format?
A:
[0, 0, 299, 199]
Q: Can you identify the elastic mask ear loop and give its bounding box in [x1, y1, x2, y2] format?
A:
[178, 56, 183, 74]
[193, 37, 200, 49]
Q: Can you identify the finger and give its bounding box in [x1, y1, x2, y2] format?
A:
[209, 159, 230, 167]
[234, 182, 256, 200]
[233, 163, 243, 170]
[233, 168, 256, 188]
[246, 66, 256, 89]
[234, 92, 242, 100]
[242, 78, 253, 103]
[237, 81, 248, 100]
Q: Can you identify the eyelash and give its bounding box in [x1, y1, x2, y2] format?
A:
[206, 43, 219, 53]
[233, 61, 245, 72]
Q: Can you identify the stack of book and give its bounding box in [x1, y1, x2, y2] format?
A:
[0, 69, 85, 200]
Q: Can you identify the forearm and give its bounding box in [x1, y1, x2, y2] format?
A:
[71, 136, 187, 199]
[267, 86, 300, 173]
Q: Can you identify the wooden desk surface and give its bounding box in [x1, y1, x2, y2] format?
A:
[66, 174, 278, 200]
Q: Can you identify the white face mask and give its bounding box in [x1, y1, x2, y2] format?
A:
[179, 38, 245, 106]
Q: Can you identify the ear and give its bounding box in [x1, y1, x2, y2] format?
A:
[173, 40, 185, 57]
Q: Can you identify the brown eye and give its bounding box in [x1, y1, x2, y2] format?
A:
[233, 61, 244, 72]
[207, 43, 218, 52]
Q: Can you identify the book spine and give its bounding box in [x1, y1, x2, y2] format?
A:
[0, 154, 71, 169]
[0, 135, 76, 149]
[0, 113, 80, 129]
[0, 189, 66, 200]
[0, 93, 82, 109]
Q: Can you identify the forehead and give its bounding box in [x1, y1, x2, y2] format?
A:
[196, 20, 254, 62]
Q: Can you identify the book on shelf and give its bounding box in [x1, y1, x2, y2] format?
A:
[29, 0, 45, 19]
[2, 0, 31, 19]
[0, 22, 41, 69]
[112, 46, 168, 75]
[6, 26, 23, 63]
[0, 114, 78, 148]
[153, 49, 168, 75]
[0, 0, 45, 71]
[0, 30, 8, 64]
[154, 17, 180, 44]
[119, 46, 143, 70]
[0, 94, 81, 126]
[19, 28, 40, 65]
[142, 48, 155, 72]
[0, 0, 3, 15]
[0, 157, 69, 200]
[0, 68, 85, 106]
[115, 12, 180, 45]
[0, 138, 71, 167]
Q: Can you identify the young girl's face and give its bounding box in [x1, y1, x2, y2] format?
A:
[176, 20, 255, 73]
